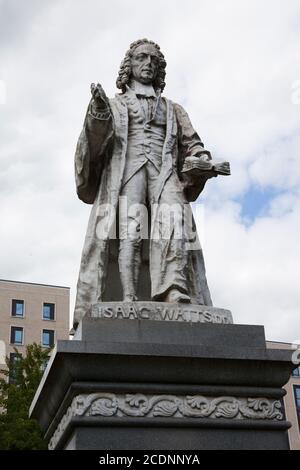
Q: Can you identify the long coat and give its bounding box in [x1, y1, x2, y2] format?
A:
[73, 91, 212, 326]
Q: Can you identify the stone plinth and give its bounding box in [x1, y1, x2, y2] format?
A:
[30, 309, 294, 450]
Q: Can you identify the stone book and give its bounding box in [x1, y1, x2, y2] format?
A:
[182, 155, 231, 177]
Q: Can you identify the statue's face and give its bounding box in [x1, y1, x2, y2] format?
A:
[130, 44, 159, 85]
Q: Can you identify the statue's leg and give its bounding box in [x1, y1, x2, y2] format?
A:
[148, 170, 190, 302]
[118, 167, 147, 301]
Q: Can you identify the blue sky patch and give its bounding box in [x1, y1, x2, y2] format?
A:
[237, 186, 283, 224]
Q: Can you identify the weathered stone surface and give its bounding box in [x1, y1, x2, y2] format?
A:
[30, 320, 294, 450]
[48, 393, 283, 450]
[90, 301, 233, 324]
[73, 39, 231, 327]
[73, 318, 262, 348]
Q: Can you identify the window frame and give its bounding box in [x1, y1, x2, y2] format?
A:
[41, 329, 55, 348]
[10, 326, 24, 346]
[42, 302, 56, 321]
[9, 352, 22, 379]
[293, 385, 300, 431]
[11, 299, 25, 318]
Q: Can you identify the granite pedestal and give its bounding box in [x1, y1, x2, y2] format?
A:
[30, 304, 294, 450]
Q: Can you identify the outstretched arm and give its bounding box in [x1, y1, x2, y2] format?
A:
[75, 83, 114, 204]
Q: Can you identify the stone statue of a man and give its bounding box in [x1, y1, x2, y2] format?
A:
[73, 39, 229, 328]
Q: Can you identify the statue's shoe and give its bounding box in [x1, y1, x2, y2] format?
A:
[164, 289, 191, 303]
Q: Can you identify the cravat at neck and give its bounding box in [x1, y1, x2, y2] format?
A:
[129, 79, 157, 98]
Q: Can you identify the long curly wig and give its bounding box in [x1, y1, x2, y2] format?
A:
[116, 39, 167, 93]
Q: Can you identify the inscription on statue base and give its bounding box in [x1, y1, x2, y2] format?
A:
[91, 302, 233, 324]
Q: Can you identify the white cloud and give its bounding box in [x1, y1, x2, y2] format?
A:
[196, 192, 300, 342]
[0, 0, 300, 340]
[248, 133, 300, 189]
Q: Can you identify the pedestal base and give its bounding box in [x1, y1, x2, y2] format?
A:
[30, 314, 293, 450]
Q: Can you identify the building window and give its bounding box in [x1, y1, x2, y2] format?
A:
[294, 386, 300, 430]
[11, 299, 24, 317]
[42, 329, 55, 347]
[9, 352, 21, 382]
[43, 303, 55, 320]
[10, 326, 23, 345]
[292, 367, 300, 377]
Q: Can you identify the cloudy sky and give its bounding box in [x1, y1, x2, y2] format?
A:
[0, 0, 299, 341]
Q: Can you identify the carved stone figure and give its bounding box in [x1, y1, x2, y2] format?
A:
[74, 39, 230, 327]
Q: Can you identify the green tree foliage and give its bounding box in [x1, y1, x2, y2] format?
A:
[0, 343, 51, 450]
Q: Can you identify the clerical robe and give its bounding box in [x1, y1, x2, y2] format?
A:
[73, 87, 212, 326]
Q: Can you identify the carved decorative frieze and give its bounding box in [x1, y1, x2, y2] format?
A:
[49, 393, 283, 449]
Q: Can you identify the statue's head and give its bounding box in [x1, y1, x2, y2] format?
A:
[116, 39, 167, 93]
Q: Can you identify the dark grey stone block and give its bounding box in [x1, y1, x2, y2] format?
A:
[65, 425, 289, 451]
[74, 317, 264, 348]
[30, 319, 294, 450]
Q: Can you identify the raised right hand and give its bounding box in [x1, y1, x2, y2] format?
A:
[90, 83, 109, 109]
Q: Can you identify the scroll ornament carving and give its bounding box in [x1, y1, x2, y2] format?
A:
[49, 393, 283, 449]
